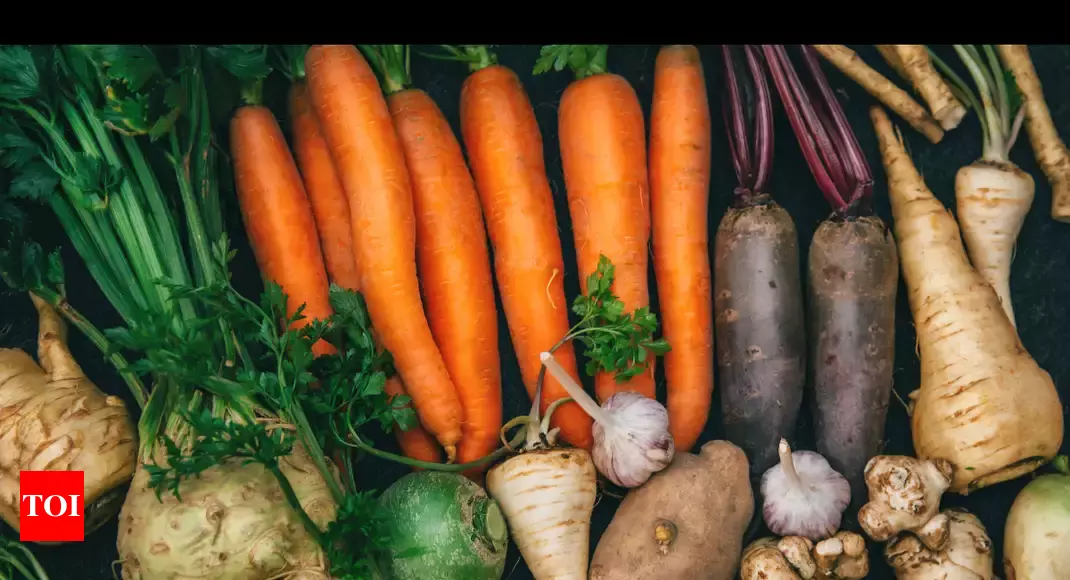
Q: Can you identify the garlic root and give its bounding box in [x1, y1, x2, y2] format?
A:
[740, 531, 869, 579]
[857, 454, 953, 542]
[885, 509, 993, 580]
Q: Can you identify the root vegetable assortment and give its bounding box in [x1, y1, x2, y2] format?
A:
[1, 43, 1069, 580]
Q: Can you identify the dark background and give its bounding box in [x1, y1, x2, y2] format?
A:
[3, 44, 1069, 579]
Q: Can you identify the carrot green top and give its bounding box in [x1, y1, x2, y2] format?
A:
[358, 45, 412, 96]
[533, 45, 609, 80]
[277, 45, 309, 82]
[205, 45, 273, 106]
[427, 45, 499, 73]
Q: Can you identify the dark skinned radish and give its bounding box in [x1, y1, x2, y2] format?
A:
[764, 45, 899, 520]
[715, 45, 806, 479]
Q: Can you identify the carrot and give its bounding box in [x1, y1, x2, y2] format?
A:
[871, 104, 1064, 494]
[812, 44, 945, 144]
[384, 375, 445, 465]
[288, 80, 362, 292]
[359, 45, 502, 470]
[648, 45, 713, 454]
[929, 45, 1034, 328]
[434, 45, 593, 450]
[229, 100, 335, 357]
[533, 45, 656, 403]
[304, 44, 464, 461]
[997, 45, 1070, 222]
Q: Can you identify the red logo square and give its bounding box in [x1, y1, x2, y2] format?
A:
[19, 471, 84, 542]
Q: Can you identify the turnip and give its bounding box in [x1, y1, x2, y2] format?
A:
[928, 44, 1033, 328]
[378, 471, 507, 580]
[1003, 456, 1070, 580]
[870, 105, 1064, 493]
[0, 294, 137, 539]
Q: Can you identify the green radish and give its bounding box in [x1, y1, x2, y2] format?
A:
[378, 471, 508, 580]
[1004, 456, 1070, 580]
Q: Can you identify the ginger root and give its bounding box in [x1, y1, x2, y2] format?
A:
[886, 509, 993, 580]
[740, 531, 869, 579]
[0, 294, 137, 538]
[857, 454, 953, 544]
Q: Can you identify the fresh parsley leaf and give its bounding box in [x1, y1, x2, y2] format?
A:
[77, 45, 161, 93]
[7, 160, 58, 201]
[0, 116, 41, 170]
[323, 492, 392, 579]
[0, 233, 64, 295]
[533, 45, 608, 79]
[206, 45, 272, 82]
[0, 45, 41, 100]
[56, 153, 123, 211]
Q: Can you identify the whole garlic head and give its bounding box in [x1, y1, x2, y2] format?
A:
[762, 439, 851, 540]
[593, 391, 675, 488]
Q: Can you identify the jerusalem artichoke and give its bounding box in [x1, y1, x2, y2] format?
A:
[885, 509, 993, 580]
[740, 531, 869, 579]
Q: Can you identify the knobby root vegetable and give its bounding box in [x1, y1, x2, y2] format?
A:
[891, 45, 967, 130]
[857, 455, 953, 544]
[997, 45, 1070, 221]
[871, 105, 1064, 493]
[305, 44, 464, 461]
[117, 443, 336, 580]
[486, 373, 597, 580]
[812, 44, 944, 143]
[716, 45, 806, 477]
[589, 440, 753, 580]
[649, 44, 714, 453]
[885, 509, 993, 580]
[378, 471, 507, 580]
[0, 294, 137, 538]
[1003, 457, 1070, 580]
[740, 531, 869, 580]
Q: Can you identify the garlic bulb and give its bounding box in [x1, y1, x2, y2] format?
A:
[540, 352, 675, 488]
[761, 439, 851, 540]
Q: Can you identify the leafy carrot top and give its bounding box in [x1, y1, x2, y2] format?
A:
[359, 45, 411, 95]
[533, 45, 608, 80]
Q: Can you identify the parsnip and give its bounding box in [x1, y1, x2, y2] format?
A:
[997, 45, 1070, 222]
[890, 45, 967, 130]
[0, 294, 137, 538]
[870, 104, 1064, 494]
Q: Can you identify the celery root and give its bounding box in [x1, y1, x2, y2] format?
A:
[870, 105, 1064, 494]
[891, 45, 967, 130]
[997, 45, 1070, 222]
[117, 443, 336, 580]
[812, 45, 944, 144]
[0, 294, 137, 538]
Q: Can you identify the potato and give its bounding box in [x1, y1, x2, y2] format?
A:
[590, 440, 754, 580]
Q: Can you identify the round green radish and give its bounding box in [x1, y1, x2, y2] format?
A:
[1004, 457, 1070, 580]
[378, 471, 507, 580]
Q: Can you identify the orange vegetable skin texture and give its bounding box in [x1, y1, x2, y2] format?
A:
[460, 65, 594, 450]
[388, 88, 502, 468]
[558, 72, 655, 402]
[649, 46, 714, 453]
[229, 105, 335, 357]
[304, 45, 463, 459]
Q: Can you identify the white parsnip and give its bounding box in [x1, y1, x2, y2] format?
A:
[870, 105, 1064, 494]
[997, 45, 1070, 221]
[891, 45, 966, 130]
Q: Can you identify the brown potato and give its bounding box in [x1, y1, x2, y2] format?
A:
[590, 440, 754, 580]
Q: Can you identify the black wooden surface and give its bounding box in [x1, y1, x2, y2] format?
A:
[2, 44, 1069, 580]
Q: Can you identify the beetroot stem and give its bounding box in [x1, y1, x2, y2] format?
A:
[723, 45, 775, 200]
[746, 45, 774, 194]
[722, 46, 752, 190]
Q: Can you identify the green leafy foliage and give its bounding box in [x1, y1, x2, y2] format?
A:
[0, 235, 64, 296]
[0, 533, 50, 580]
[205, 45, 272, 82]
[566, 255, 670, 382]
[0, 45, 42, 100]
[533, 45, 608, 79]
[322, 492, 393, 579]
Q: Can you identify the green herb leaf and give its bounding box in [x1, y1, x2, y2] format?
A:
[0, 45, 41, 100]
[206, 45, 273, 82]
[533, 45, 608, 79]
[7, 160, 58, 201]
[322, 491, 393, 578]
[77, 45, 161, 93]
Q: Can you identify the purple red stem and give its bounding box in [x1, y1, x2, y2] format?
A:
[722, 45, 774, 201]
[763, 45, 873, 216]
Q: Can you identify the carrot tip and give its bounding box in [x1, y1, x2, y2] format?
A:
[444, 444, 458, 464]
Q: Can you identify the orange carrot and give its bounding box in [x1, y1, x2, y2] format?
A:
[304, 44, 464, 461]
[649, 45, 713, 453]
[230, 104, 335, 357]
[360, 45, 502, 469]
[536, 45, 655, 403]
[449, 46, 593, 450]
[289, 81, 362, 291]
[384, 375, 445, 465]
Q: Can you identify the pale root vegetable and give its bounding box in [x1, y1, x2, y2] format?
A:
[117, 443, 337, 580]
[929, 44, 1034, 328]
[997, 45, 1070, 221]
[857, 455, 953, 544]
[740, 531, 870, 580]
[486, 372, 597, 580]
[0, 294, 137, 539]
[890, 45, 967, 130]
[1003, 457, 1070, 580]
[870, 105, 1065, 493]
[885, 509, 993, 580]
[813, 44, 944, 143]
[589, 440, 753, 580]
[875, 45, 909, 80]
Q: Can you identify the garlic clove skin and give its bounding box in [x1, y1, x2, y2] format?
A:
[762, 440, 851, 541]
[592, 391, 675, 488]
